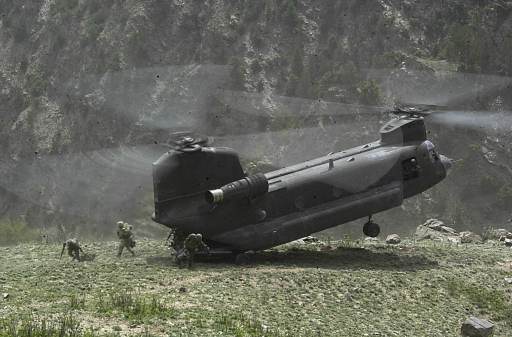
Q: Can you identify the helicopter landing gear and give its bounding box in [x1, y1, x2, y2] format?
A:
[363, 216, 380, 238]
[234, 251, 254, 265]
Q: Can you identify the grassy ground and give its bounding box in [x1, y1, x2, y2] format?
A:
[1, 239, 512, 337]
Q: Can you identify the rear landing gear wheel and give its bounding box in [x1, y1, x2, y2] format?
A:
[235, 251, 253, 265]
[363, 220, 380, 238]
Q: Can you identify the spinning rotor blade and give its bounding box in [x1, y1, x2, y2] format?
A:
[214, 89, 389, 119]
[0, 145, 166, 217]
[58, 64, 232, 131]
[430, 110, 512, 133]
[365, 67, 512, 107]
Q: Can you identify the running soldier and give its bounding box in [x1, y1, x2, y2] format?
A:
[176, 233, 209, 268]
[60, 238, 84, 261]
[116, 221, 135, 257]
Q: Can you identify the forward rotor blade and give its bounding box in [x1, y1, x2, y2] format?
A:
[430, 110, 512, 133]
[365, 67, 512, 106]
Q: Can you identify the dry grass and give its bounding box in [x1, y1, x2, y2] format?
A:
[1, 239, 511, 336]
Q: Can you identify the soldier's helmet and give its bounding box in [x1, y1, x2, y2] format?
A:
[117, 221, 124, 228]
[196, 233, 202, 240]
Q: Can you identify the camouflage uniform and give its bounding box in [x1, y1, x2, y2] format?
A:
[168, 228, 187, 252]
[116, 221, 135, 257]
[61, 238, 83, 261]
[176, 233, 209, 268]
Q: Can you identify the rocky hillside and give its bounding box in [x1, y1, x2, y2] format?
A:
[0, 0, 511, 236]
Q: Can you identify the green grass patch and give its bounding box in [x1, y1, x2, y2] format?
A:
[0, 219, 39, 245]
[0, 314, 92, 337]
[213, 313, 285, 337]
[95, 291, 176, 322]
[446, 278, 512, 325]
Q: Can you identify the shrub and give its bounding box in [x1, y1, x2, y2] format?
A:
[0, 219, 39, 245]
[357, 80, 382, 105]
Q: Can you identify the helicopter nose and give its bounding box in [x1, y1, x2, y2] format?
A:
[439, 154, 454, 175]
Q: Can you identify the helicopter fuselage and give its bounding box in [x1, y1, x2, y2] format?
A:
[152, 117, 452, 251]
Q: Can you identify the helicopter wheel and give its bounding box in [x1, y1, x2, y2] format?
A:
[363, 220, 380, 238]
[234, 251, 253, 265]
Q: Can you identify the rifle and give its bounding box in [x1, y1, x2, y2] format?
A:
[60, 243, 66, 259]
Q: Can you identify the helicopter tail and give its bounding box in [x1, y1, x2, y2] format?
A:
[152, 147, 245, 226]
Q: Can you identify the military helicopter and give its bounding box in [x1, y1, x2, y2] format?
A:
[1, 64, 509, 249]
[152, 106, 453, 254]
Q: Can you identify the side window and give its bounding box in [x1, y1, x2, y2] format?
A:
[402, 157, 419, 180]
[424, 140, 439, 161]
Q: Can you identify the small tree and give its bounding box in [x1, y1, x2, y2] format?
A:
[357, 80, 382, 105]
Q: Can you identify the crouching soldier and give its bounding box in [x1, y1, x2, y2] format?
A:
[60, 238, 84, 261]
[176, 233, 209, 269]
[116, 221, 136, 257]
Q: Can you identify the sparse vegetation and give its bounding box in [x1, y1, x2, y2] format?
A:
[0, 218, 39, 245]
[0, 314, 85, 337]
[446, 278, 512, 324]
[95, 291, 176, 322]
[357, 79, 382, 105]
[1, 239, 512, 336]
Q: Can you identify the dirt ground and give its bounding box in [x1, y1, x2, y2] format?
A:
[1, 238, 511, 336]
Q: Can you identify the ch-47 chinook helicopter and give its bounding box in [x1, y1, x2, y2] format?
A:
[152, 107, 453, 254]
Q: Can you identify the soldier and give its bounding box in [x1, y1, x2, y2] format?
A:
[168, 228, 187, 252]
[116, 221, 135, 257]
[176, 233, 209, 268]
[60, 238, 84, 261]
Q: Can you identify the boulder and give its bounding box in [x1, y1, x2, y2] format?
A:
[2, 293, 8, 300]
[460, 231, 483, 244]
[487, 228, 512, 241]
[385, 234, 401, 244]
[364, 237, 379, 242]
[504, 238, 512, 247]
[423, 219, 457, 234]
[302, 236, 320, 243]
[415, 219, 460, 242]
[461, 317, 494, 337]
[424, 218, 445, 231]
[440, 225, 457, 234]
[415, 225, 460, 243]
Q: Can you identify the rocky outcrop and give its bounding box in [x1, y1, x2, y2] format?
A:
[415, 219, 460, 243]
[385, 234, 401, 244]
[0, 1, 511, 234]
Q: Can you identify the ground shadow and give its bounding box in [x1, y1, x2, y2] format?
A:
[146, 246, 438, 272]
[245, 246, 439, 271]
[146, 256, 175, 266]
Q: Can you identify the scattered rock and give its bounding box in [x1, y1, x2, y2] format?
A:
[460, 231, 483, 244]
[504, 238, 512, 247]
[504, 277, 512, 284]
[415, 219, 460, 243]
[424, 218, 444, 231]
[447, 236, 461, 244]
[440, 225, 457, 234]
[292, 236, 321, 244]
[302, 236, 319, 243]
[487, 228, 512, 241]
[385, 234, 401, 244]
[2, 293, 8, 299]
[461, 316, 494, 337]
[179, 287, 187, 293]
[364, 237, 379, 242]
